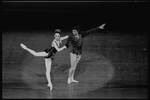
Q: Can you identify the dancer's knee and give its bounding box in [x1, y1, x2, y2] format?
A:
[46, 71, 50, 75]
[69, 68, 75, 72]
[33, 52, 38, 56]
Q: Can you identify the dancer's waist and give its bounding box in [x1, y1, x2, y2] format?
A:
[71, 48, 82, 55]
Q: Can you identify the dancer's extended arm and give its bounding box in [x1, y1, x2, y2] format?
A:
[64, 36, 72, 49]
[82, 23, 106, 38]
[60, 35, 69, 41]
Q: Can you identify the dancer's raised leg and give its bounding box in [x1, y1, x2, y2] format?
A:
[20, 43, 48, 57]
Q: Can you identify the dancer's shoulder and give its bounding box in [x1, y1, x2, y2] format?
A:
[51, 39, 57, 46]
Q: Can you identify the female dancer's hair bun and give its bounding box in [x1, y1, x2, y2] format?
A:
[54, 29, 61, 33]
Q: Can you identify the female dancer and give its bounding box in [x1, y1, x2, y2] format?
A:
[64, 24, 105, 84]
[20, 29, 68, 91]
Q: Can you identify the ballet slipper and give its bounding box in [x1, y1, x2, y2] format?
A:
[47, 83, 53, 91]
[67, 78, 72, 84]
[20, 43, 28, 50]
[71, 79, 79, 83]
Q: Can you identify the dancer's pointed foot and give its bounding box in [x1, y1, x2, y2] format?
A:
[20, 43, 28, 50]
[47, 83, 53, 91]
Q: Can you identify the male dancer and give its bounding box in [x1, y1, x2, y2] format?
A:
[64, 24, 106, 84]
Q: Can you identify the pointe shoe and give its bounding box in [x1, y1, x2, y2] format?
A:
[50, 86, 53, 91]
[47, 83, 53, 91]
[20, 43, 28, 50]
[72, 79, 79, 83]
[47, 84, 50, 87]
[67, 78, 72, 84]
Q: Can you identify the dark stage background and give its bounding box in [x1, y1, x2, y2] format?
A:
[2, 1, 148, 33]
[2, 1, 148, 99]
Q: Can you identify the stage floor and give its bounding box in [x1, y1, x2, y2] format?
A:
[2, 31, 148, 99]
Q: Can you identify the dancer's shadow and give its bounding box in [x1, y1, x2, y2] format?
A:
[52, 63, 70, 75]
[52, 57, 100, 79]
[75, 63, 86, 77]
[74, 59, 93, 78]
[51, 61, 88, 78]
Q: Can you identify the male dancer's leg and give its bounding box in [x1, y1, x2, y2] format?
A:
[71, 55, 81, 81]
[68, 53, 79, 84]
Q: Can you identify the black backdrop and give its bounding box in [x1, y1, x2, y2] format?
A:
[2, 1, 148, 33]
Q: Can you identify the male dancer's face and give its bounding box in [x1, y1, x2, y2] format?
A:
[72, 29, 79, 36]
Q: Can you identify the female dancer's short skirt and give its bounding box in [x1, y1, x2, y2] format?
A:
[44, 47, 57, 60]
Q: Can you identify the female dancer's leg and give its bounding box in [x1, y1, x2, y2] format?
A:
[21, 43, 53, 90]
[20, 43, 48, 57]
[45, 58, 53, 91]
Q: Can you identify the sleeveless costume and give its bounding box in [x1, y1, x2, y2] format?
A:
[44, 41, 59, 60]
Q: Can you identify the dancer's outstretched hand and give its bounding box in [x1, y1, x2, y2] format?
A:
[99, 23, 106, 29]
[63, 46, 67, 50]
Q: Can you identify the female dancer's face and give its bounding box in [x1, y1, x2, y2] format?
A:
[54, 33, 60, 41]
[72, 29, 79, 36]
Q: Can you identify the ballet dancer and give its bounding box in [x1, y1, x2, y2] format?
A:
[20, 29, 68, 91]
[64, 23, 106, 84]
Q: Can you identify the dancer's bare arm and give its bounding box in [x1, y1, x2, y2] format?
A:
[60, 35, 69, 41]
[82, 23, 106, 38]
[53, 41, 66, 52]
[64, 36, 71, 49]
